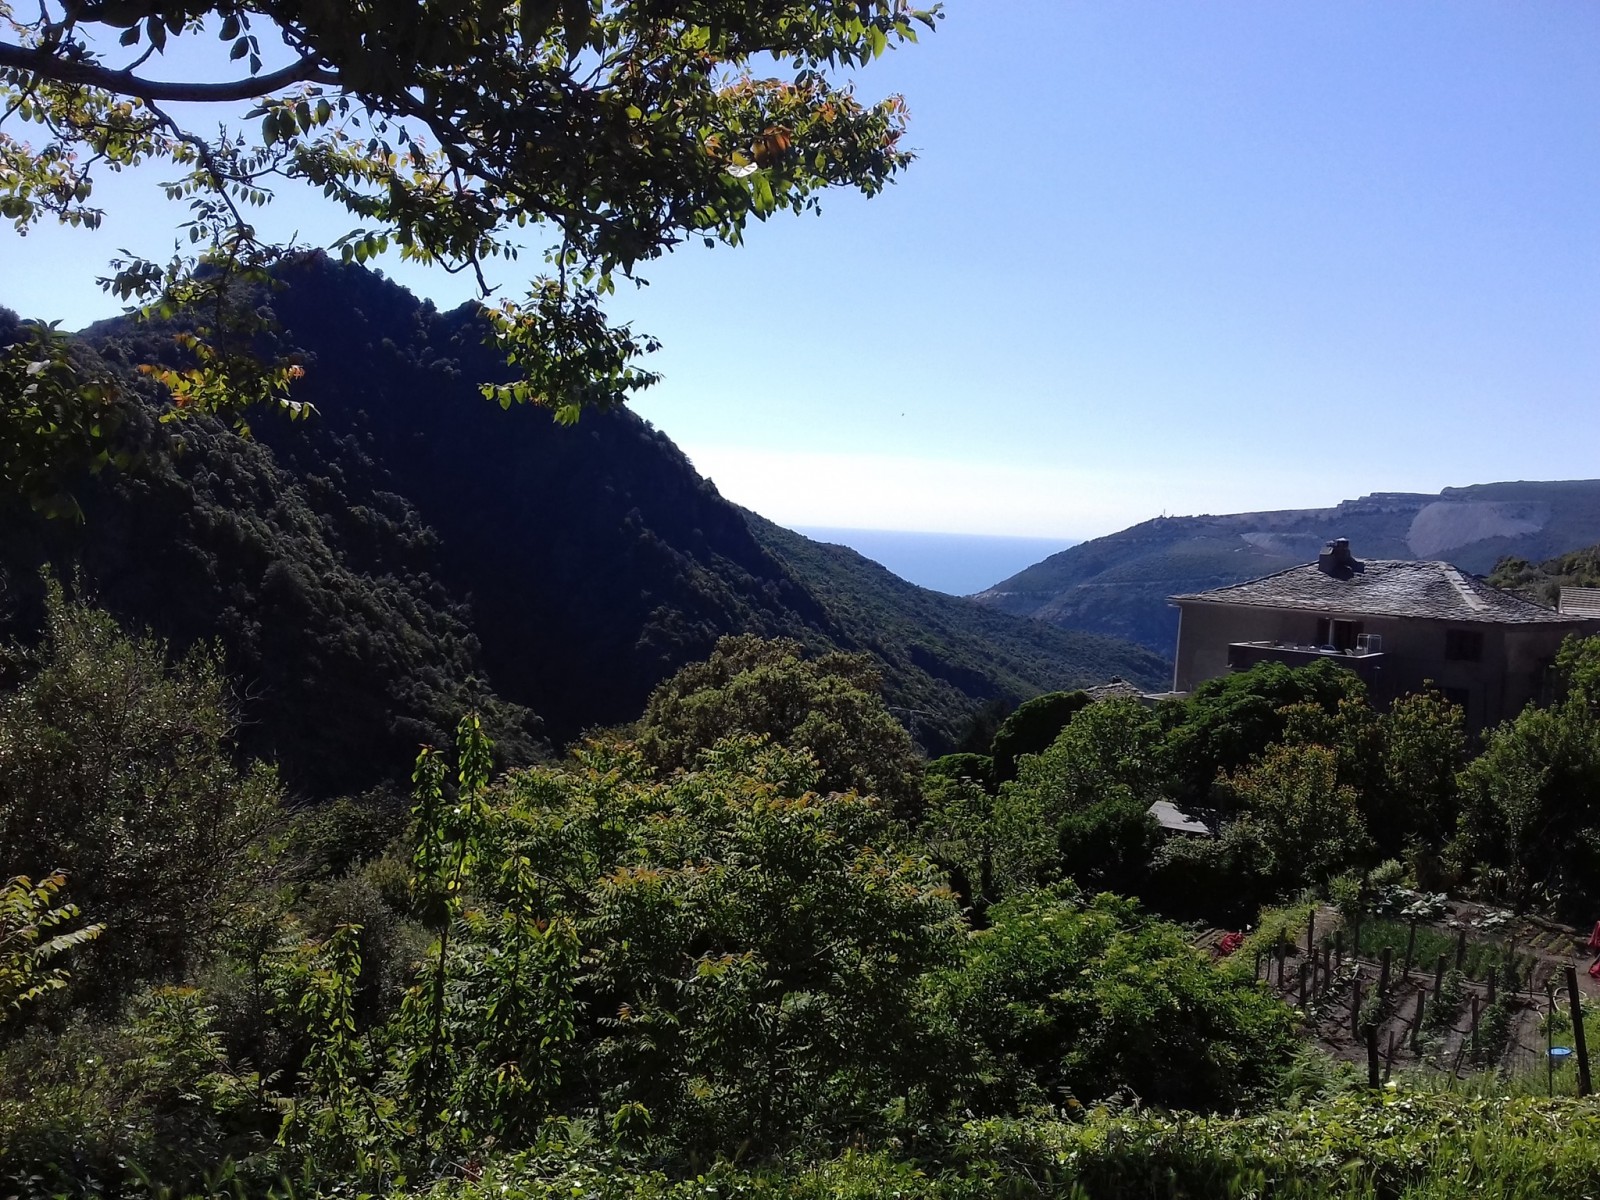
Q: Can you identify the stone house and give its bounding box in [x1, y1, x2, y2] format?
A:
[1168, 539, 1600, 731]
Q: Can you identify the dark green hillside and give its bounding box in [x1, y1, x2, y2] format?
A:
[1, 310, 545, 798]
[745, 515, 1171, 748]
[2, 258, 1164, 790]
[977, 481, 1600, 655]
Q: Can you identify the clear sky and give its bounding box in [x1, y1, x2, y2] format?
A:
[5, 2, 1598, 539]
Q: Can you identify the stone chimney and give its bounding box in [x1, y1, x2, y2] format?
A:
[1317, 538, 1362, 577]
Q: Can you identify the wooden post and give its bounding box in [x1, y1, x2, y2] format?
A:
[1352, 915, 1361, 959]
[1335, 928, 1344, 968]
[1411, 987, 1427, 1053]
[1352, 975, 1365, 1038]
[1456, 926, 1468, 969]
[1383, 1029, 1399, 1081]
[1379, 946, 1393, 999]
[1566, 965, 1592, 1097]
[1434, 953, 1447, 1002]
[1547, 982, 1557, 1097]
[1307, 907, 1317, 960]
[1470, 992, 1480, 1055]
[1403, 921, 1418, 981]
[1366, 1020, 1381, 1089]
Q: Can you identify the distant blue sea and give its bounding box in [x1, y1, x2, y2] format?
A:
[793, 527, 1079, 597]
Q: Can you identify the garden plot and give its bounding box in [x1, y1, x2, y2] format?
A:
[1225, 898, 1600, 1088]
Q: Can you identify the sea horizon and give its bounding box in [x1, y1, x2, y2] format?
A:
[792, 526, 1080, 597]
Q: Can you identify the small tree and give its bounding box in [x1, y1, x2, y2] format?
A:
[635, 635, 921, 813]
[1215, 743, 1372, 891]
[0, 580, 280, 1004]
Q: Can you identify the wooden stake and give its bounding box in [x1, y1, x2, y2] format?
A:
[1403, 921, 1417, 981]
[1384, 1029, 1399, 1081]
[1456, 926, 1468, 969]
[1352, 975, 1364, 1038]
[1307, 907, 1317, 960]
[1434, 952, 1447, 1001]
[1411, 987, 1427, 1053]
[1566, 965, 1592, 1097]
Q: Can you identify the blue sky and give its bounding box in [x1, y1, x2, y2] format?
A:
[5, 2, 1598, 538]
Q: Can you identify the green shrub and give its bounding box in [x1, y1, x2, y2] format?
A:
[934, 887, 1296, 1115]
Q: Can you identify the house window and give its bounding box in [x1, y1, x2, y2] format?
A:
[1445, 629, 1484, 662]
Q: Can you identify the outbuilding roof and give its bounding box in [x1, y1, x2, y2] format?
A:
[1172, 558, 1585, 625]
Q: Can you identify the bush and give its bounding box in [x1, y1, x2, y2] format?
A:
[934, 887, 1296, 1115]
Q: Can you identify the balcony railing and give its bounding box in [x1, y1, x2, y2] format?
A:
[1227, 640, 1385, 680]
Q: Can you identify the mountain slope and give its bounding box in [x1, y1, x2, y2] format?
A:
[746, 516, 1169, 748]
[975, 481, 1600, 655]
[1, 257, 1163, 793]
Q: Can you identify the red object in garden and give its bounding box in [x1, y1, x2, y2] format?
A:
[1587, 922, 1600, 953]
[1589, 957, 1600, 981]
[1217, 931, 1245, 956]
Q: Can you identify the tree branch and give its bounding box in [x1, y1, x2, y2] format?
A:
[0, 39, 336, 101]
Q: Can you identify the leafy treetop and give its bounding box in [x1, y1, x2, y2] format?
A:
[0, 0, 940, 430]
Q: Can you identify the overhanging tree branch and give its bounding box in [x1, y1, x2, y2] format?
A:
[0, 40, 335, 101]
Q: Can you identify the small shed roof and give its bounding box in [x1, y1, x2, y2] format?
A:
[1148, 799, 1211, 837]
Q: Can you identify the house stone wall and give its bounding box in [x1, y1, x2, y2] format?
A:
[1173, 601, 1598, 730]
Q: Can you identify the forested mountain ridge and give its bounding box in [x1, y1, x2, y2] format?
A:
[0, 256, 1163, 794]
[975, 480, 1600, 655]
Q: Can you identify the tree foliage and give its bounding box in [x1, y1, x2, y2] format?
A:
[0, 0, 939, 449]
[0, 579, 280, 1003]
[935, 886, 1295, 1115]
[988, 689, 1091, 783]
[1162, 659, 1369, 805]
[634, 634, 922, 812]
[1453, 637, 1600, 914]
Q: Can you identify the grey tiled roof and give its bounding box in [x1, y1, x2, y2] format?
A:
[1173, 560, 1587, 625]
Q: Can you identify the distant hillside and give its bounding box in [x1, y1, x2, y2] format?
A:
[747, 516, 1168, 749]
[974, 481, 1600, 656]
[0, 257, 1163, 794]
[1489, 543, 1600, 608]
